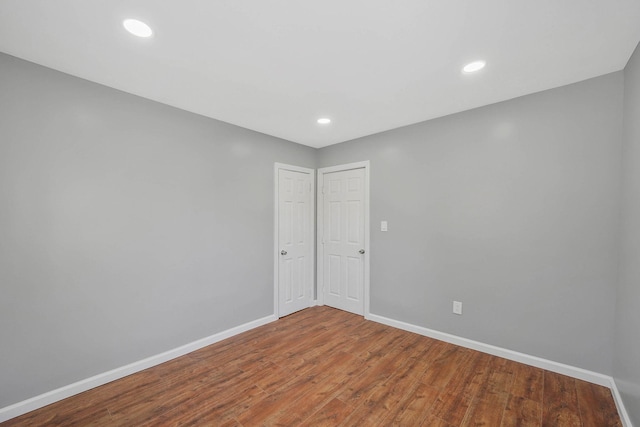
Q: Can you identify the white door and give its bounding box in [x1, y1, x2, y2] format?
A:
[321, 167, 366, 315]
[276, 166, 313, 317]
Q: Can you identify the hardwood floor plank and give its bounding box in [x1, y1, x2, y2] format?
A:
[383, 382, 441, 426]
[511, 363, 544, 403]
[267, 327, 350, 369]
[262, 352, 358, 426]
[575, 379, 622, 427]
[298, 397, 353, 427]
[28, 370, 163, 427]
[245, 361, 292, 394]
[3, 394, 95, 426]
[408, 338, 449, 381]
[354, 325, 407, 361]
[335, 335, 412, 406]
[147, 384, 265, 426]
[501, 395, 542, 427]
[234, 372, 322, 425]
[1, 306, 622, 427]
[459, 355, 516, 423]
[430, 351, 492, 425]
[482, 357, 517, 396]
[107, 366, 240, 425]
[266, 380, 342, 425]
[236, 345, 355, 425]
[420, 344, 472, 389]
[345, 364, 422, 425]
[462, 392, 509, 426]
[542, 371, 582, 427]
[142, 364, 272, 424]
[420, 414, 458, 427]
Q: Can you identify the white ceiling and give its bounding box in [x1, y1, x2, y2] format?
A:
[1, 1, 639, 148]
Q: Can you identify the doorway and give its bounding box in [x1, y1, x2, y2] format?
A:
[317, 161, 370, 316]
[274, 163, 314, 317]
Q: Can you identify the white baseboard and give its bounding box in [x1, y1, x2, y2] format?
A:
[0, 314, 277, 423]
[2, 310, 633, 426]
[366, 312, 633, 425]
[366, 313, 610, 385]
[609, 378, 634, 427]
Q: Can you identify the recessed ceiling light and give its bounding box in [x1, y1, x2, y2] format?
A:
[462, 60, 486, 73]
[123, 19, 153, 38]
[317, 118, 331, 125]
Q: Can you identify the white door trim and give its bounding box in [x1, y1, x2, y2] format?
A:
[274, 163, 315, 318]
[317, 161, 370, 317]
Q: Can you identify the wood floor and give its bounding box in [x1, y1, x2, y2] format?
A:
[3, 306, 621, 426]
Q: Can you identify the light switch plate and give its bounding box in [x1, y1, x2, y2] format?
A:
[381, 221, 388, 232]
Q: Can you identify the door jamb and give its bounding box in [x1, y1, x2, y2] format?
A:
[316, 161, 371, 318]
[274, 163, 316, 318]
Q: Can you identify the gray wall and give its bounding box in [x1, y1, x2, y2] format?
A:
[0, 47, 633, 413]
[0, 52, 316, 407]
[615, 41, 640, 425]
[318, 73, 623, 374]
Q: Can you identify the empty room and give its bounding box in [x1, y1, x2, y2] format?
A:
[1, 1, 640, 426]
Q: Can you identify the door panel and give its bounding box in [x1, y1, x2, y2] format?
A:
[346, 256, 360, 300]
[322, 168, 365, 315]
[278, 168, 312, 317]
[329, 254, 341, 296]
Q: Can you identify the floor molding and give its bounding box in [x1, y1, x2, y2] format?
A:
[2, 310, 632, 425]
[609, 377, 633, 427]
[365, 313, 610, 385]
[366, 312, 633, 425]
[0, 314, 277, 423]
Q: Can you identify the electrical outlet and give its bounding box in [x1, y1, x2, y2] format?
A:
[453, 301, 463, 315]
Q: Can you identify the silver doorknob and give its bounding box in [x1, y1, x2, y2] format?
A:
[281, 250, 287, 255]
[359, 249, 365, 254]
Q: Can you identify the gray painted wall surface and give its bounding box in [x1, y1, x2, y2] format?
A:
[0, 48, 632, 414]
[0, 53, 315, 407]
[615, 41, 640, 425]
[318, 73, 623, 374]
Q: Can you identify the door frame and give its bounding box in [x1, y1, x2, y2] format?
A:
[317, 161, 370, 318]
[273, 163, 316, 318]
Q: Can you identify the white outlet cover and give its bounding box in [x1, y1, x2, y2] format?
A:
[381, 221, 388, 232]
[453, 301, 463, 315]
